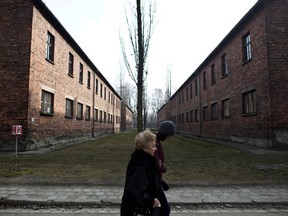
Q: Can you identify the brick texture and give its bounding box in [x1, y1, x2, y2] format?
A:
[157, 0, 288, 149]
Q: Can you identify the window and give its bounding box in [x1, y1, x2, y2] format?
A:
[242, 90, 256, 114]
[77, 103, 83, 120]
[41, 90, 54, 115]
[203, 106, 208, 121]
[65, 99, 74, 118]
[195, 79, 198, 96]
[79, 63, 83, 84]
[100, 83, 103, 98]
[203, 71, 207, 90]
[68, 52, 74, 76]
[87, 71, 91, 89]
[104, 87, 106, 100]
[85, 106, 91, 120]
[104, 112, 106, 123]
[95, 79, 98, 94]
[242, 32, 252, 63]
[190, 83, 193, 98]
[46, 32, 55, 62]
[100, 110, 103, 122]
[186, 112, 189, 123]
[195, 109, 199, 122]
[211, 103, 218, 120]
[221, 99, 230, 118]
[94, 109, 98, 122]
[186, 87, 188, 101]
[190, 110, 193, 122]
[221, 53, 228, 76]
[211, 64, 216, 85]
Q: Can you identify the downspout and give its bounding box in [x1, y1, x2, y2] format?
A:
[112, 95, 115, 134]
[197, 72, 202, 137]
[92, 71, 95, 137]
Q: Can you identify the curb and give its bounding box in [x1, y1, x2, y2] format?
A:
[1, 198, 288, 208]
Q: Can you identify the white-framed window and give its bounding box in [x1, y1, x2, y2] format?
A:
[46, 32, 55, 62]
[242, 32, 252, 63]
[242, 90, 256, 114]
[68, 52, 74, 76]
[221, 98, 230, 118]
[85, 105, 91, 120]
[65, 98, 74, 118]
[77, 103, 83, 120]
[41, 90, 54, 115]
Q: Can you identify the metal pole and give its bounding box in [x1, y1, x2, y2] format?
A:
[15, 136, 18, 171]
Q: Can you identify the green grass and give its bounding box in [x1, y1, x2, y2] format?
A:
[1, 130, 288, 186]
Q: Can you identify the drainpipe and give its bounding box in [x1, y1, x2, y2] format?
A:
[197, 73, 202, 137]
[112, 95, 115, 134]
[92, 71, 95, 137]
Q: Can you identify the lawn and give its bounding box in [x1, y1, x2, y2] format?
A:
[0, 130, 288, 186]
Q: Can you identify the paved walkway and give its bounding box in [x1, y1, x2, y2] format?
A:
[1, 185, 288, 207]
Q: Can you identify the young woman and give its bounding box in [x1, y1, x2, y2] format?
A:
[155, 120, 176, 216]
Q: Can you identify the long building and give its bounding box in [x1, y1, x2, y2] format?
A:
[0, 0, 133, 151]
[157, 0, 288, 149]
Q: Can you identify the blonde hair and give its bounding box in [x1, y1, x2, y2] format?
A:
[134, 129, 156, 150]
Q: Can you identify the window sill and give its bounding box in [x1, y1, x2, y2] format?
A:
[242, 58, 252, 66]
[242, 112, 257, 117]
[221, 116, 231, 119]
[40, 112, 54, 116]
[45, 58, 54, 65]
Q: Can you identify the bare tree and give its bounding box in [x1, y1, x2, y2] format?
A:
[165, 64, 172, 102]
[150, 88, 165, 124]
[120, 0, 156, 133]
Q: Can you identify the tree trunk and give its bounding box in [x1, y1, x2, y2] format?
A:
[137, 0, 144, 133]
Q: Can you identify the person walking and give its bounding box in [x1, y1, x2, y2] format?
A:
[121, 129, 161, 216]
[154, 120, 176, 216]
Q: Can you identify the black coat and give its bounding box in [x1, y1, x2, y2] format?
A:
[121, 150, 161, 216]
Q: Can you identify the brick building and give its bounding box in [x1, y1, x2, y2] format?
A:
[0, 0, 133, 151]
[157, 0, 288, 149]
[121, 101, 134, 131]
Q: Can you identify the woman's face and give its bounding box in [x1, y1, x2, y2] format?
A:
[144, 140, 157, 156]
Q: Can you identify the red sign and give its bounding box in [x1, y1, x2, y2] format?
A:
[12, 125, 22, 135]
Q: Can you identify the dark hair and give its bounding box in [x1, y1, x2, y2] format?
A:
[158, 121, 176, 137]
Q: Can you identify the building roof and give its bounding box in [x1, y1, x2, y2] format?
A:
[32, 0, 122, 100]
[170, 0, 263, 100]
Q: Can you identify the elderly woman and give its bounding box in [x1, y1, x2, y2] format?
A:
[121, 129, 161, 216]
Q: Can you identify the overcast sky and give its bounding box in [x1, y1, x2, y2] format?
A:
[43, 0, 258, 97]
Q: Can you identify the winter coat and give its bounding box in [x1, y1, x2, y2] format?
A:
[121, 150, 161, 216]
[154, 138, 166, 177]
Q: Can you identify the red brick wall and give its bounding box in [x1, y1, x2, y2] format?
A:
[0, 0, 122, 151]
[158, 0, 288, 148]
[266, 0, 288, 145]
[0, 0, 33, 150]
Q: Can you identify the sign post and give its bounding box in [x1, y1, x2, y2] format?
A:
[11, 125, 22, 171]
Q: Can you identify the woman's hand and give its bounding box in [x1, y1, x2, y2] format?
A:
[153, 198, 161, 208]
